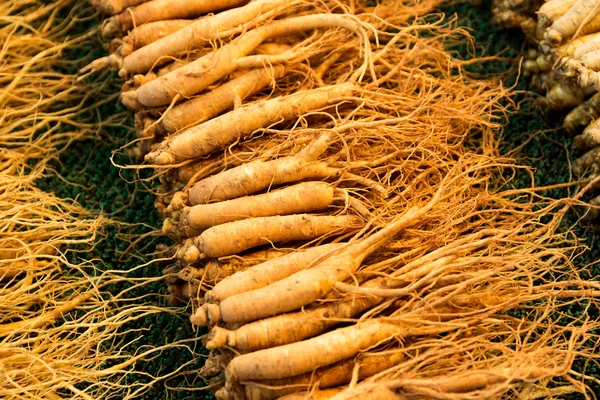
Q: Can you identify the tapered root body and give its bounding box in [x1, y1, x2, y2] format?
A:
[537, 0, 578, 27]
[564, 92, 600, 132]
[206, 242, 346, 303]
[122, 20, 194, 55]
[306, 387, 401, 400]
[159, 66, 285, 133]
[574, 118, 600, 149]
[185, 134, 331, 206]
[243, 352, 404, 400]
[225, 320, 403, 381]
[573, 35, 600, 59]
[573, 146, 600, 176]
[546, 0, 600, 43]
[581, 49, 600, 70]
[120, 0, 289, 76]
[277, 389, 346, 400]
[331, 367, 555, 399]
[192, 214, 361, 259]
[194, 207, 421, 326]
[102, 0, 246, 38]
[132, 14, 361, 106]
[145, 84, 354, 164]
[172, 182, 335, 235]
[205, 277, 386, 350]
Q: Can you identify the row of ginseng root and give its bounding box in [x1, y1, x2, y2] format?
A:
[88, 0, 600, 399]
[492, 0, 600, 218]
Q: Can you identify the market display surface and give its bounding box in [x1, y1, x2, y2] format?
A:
[2, 0, 600, 399]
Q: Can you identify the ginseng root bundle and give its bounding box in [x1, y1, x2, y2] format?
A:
[86, 0, 600, 398]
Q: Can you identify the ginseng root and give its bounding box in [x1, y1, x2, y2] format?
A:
[537, 0, 578, 27]
[243, 351, 404, 400]
[174, 133, 331, 207]
[225, 320, 407, 381]
[180, 214, 362, 262]
[101, 0, 246, 38]
[563, 92, 600, 132]
[574, 117, 600, 149]
[166, 182, 335, 237]
[144, 84, 356, 165]
[192, 206, 423, 326]
[120, 19, 194, 55]
[0, 292, 93, 336]
[119, 0, 289, 76]
[205, 243, 347, 303]
[329, 366, 560, 399]
[157, 65, 286, 134]
[545, 0, 600, 44]
[125, 14, 365, 107]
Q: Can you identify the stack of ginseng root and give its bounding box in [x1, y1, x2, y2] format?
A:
[492, 0, 600, 217]
[89, 0, 600, 399]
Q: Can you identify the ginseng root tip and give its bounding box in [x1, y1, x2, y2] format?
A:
[205, 326, 230, 350]
[161, 218, 176, 236]
[146, 151, 175, 165]
[170, 192, 189, 210]
[183, 245, 201, 263]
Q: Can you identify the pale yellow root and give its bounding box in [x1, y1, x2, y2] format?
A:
[0, 243, 56, 261]
[83, 19, 196, 72]
[182, 214, 362, 261]
[145, 84, 355, 165]
[167, 182, 335, 236]
[329, 367, 560, 399]
[578, 12, 600, 37]
[127, 14, 365, 107]
[225, 320, 404, 381]
[282, 387, 402, 400]
[572, 145, 600, 177]
[243, 352, 405, 400]
[537, 83, 587, 111]
[563, 91, 600, 132]
[192, 206, 422, 326]
[556, 32, 600, 57]
[581, 49, 600, 70]
[546, 0, 600, 44]
[179, 133, 331, 207]
[175, 246, 290, 283]
[574, 117, 600, 149]
[101, 0, 246, 38]
[205, 243, 346, 303]
[121, 19, 194, 55]
[574, 32, 600, 59]
[537, 0, 578, 27]
[202, 253, 459, 351]
[269, 389, 345, 400]
[0, 292, 93, 336]
[119, 0, 290, 76]
[561, 56, 600, 90]
[158, 65, 286, 133]
[203, 275, 390, 350]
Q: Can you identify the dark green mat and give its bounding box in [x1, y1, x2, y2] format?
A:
[37, 2, 600, 398]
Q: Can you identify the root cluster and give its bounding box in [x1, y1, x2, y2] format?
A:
[493, 0, 600, 216]
[86, 0, 600, 399]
